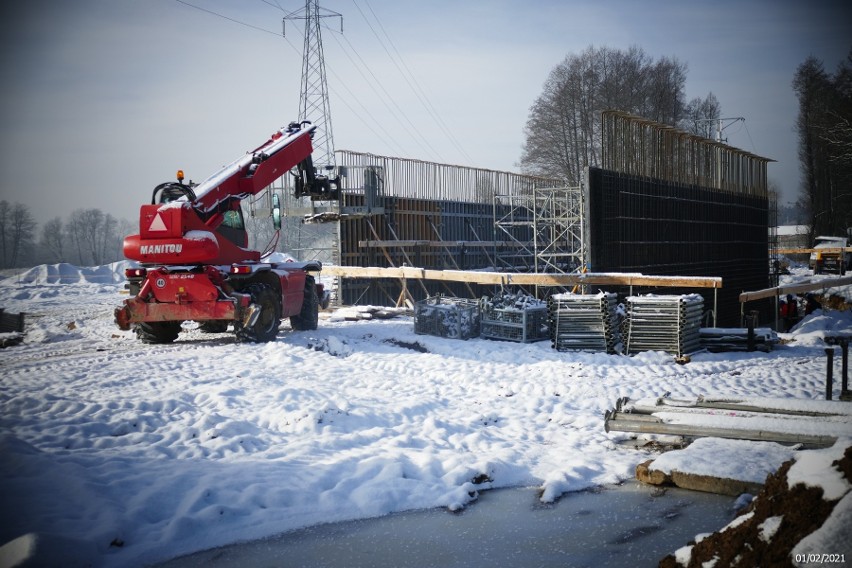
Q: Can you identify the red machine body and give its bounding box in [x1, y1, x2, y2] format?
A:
[115, 122, 334, 344]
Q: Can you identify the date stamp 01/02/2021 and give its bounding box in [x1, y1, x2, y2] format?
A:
[794, 554, 846, 564]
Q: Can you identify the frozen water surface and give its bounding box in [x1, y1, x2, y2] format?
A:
[156, 481, 734, 568]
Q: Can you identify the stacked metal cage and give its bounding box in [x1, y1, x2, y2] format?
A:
[548, 292, 620, 353]
[480, 293, 549, 343]
[414, 296, 481, 340]
[624, 294, 703, 357]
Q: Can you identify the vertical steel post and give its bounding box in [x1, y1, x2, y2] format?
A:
[746, 312, 756, 352]
[825, 348, 835, 401]
[714, 287, 718, 328]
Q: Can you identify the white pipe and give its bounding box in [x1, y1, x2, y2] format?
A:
[604, 412, 837, 448]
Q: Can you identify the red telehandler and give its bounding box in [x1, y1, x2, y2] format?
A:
[115, 121, 336, 344]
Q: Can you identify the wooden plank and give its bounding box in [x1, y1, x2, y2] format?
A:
[739, 275, 852, 302]
[773, 247, 852, 254]
[358, 240, 528, 248]
[313, 266, 723, 289]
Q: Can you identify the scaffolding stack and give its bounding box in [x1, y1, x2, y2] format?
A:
[624, 295, 704, 357]
[548, 292, 620, 353]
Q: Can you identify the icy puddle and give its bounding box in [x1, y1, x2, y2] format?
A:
[156, 480, 736, 567]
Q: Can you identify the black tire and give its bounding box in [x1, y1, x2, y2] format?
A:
[290, 276, 319, 331]
[198, 320, 229, 333]
[235, 283, 281, 343]
[135, 321, 181, 344]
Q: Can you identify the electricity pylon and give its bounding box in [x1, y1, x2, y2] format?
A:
[284, 1, 341, 172]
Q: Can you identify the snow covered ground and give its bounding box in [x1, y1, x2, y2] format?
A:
[0, 262, 851, 567]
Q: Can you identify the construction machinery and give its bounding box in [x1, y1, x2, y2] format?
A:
[115, 121, 336, 343]
[810, 235, 851, 275]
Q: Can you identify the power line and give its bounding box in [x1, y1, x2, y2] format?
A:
[359, 0, 474, 165]
[331, 30, 445, 161]
[175, 0, 281, 37]
[742, 120, 758, 154]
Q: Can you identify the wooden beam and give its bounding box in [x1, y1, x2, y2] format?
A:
[773, 247, 852, 254]
[739, 275, 852, 303]
[312, 265, 723, 289]
[358, 240, 527, 248]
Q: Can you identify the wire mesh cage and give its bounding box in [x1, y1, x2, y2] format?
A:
[480, 293, 549, 343]
[414, 296, 481, 340]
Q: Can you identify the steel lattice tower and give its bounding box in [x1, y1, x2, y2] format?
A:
[284, 1, 341, 172]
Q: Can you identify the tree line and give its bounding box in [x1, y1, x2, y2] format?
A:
[793, 49, 852, 240]
[0, 198, 322, 270]
[0, 202, 135, 269]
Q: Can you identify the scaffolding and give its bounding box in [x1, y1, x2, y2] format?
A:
[493, 186, 585, 277]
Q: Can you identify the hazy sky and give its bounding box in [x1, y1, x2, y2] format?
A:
[0, 0, 849, 227]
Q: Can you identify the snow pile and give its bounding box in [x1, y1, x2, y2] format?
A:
[648, 438, 798, 484]
[1, 262, 851, 567]
[13, 261, 134, 284]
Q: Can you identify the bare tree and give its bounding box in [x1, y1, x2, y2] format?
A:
[65, 210, 89, 265]
[82, 209, 105, 265]
[96, 212, 118, 265]
[0, 202, 37, 268]
[40, 217, 65, 263]
[9, 204, 37, 267]
[681, 93, 722, 139]
[63, 208, 131, 266]
[112, 218, 135, 263]
[520, 45, 696, 184]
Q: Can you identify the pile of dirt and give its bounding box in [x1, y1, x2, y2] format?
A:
[659, 445, 851, 567]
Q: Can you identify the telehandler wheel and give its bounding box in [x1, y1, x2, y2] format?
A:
[235, 283, 281, 343]
[290, 275, 319, 331]
[135, 321, 181, 344]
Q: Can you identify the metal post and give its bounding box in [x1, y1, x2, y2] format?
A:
[746, 313, 755, 352]
[841, 339, 850, 400]
[825, 348, 834, 401]
[714, 287, 718, 328]
[746, 310, 759, 352]
[774, 292, 779, 332]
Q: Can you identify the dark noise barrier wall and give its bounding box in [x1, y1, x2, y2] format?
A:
[586, 166, 770, 327]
